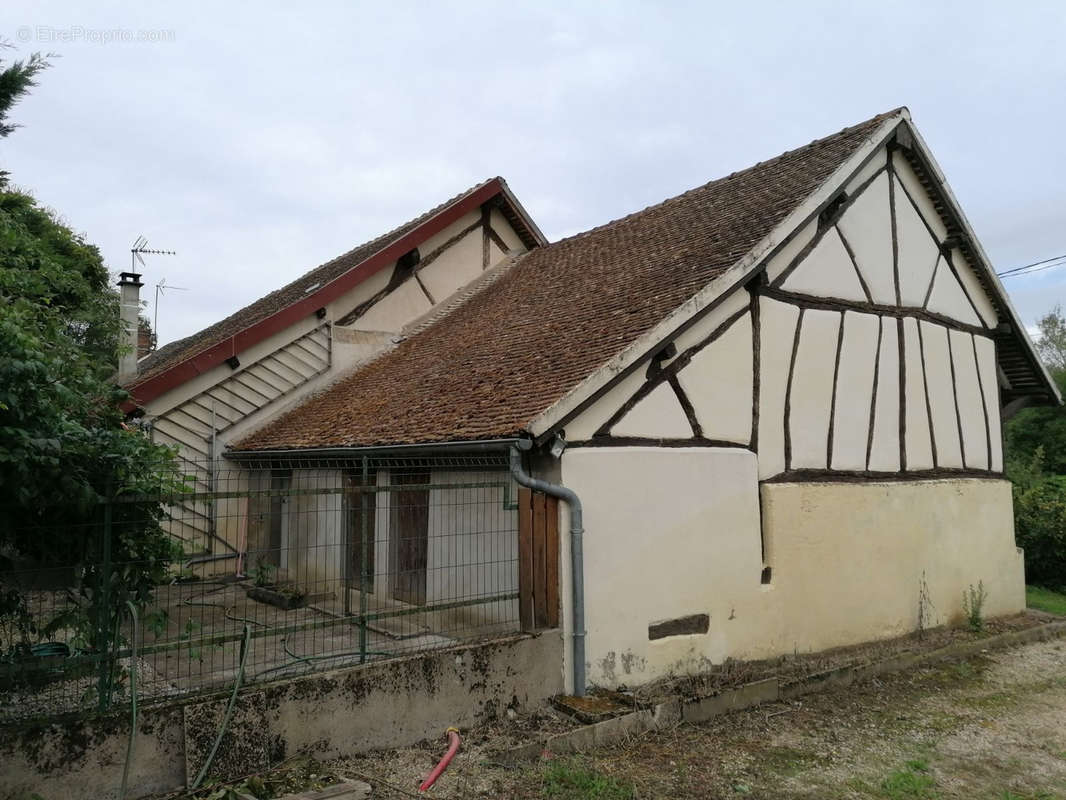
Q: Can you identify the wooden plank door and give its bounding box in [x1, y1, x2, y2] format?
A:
[389, 470, 429, 605]
[518, 488, 560, 630]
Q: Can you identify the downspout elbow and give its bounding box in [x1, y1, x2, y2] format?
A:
[509, 443, 586, 697]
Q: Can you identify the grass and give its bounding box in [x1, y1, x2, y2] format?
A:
[879, 758, 938, 799]
[1027, 585, 1066, 617]
[541, 759, 636, 799]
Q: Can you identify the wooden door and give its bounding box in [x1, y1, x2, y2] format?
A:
[389, 470, 429, 605]
[517, 488, 560, 630]
[345, 471, 376, 593]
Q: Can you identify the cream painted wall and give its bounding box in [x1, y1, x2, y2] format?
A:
[837, 171, 895, 304]
[830, 311, 879, 470]
[559, 447, 766, 688]
[927, 261, 982, 327]
[780, 228, 866, 303]
[950, 329, 989, 470]
[417, 227, 484, 304]
[758, 298, 800, 478]
[764, 219, 816, 285]
[894, 174, 941, 307]
[563, 368, 648, 441]
[556, 446, 1024, 688]
[787, 308, 840, 469]
[975, 335, 1004, 471]
[677, 312, 753, 443]
[349, 277, 433, 333]
[760, 479, 1024, 654]
[902, 317, 935, 470]
[920, 321, 964, 468]
[611, 382, 692, 439]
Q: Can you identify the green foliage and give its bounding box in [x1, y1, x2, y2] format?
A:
[0, 186, 182, 663]
[1004, 305, 1066, 587]
[1009, 450, 1066, 590]
[1026, 585, 1066, 616]
[962, 582, 987, 632]
[541, 759, 635, 799]
[0, 46, 51, 140]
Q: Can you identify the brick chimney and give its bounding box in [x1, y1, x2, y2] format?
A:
[117, 271, 143, 383]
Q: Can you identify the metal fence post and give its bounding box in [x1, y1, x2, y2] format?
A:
[359, 455, 369, 664]
[96, 482, 114, 712]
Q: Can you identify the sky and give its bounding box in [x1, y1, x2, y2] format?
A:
[4, 1, 1066, 347]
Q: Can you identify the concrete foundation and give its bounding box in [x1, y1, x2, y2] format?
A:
[0, 632, 563, 800]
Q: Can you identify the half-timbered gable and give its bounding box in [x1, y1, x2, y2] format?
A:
[228, 109, 1057, 693]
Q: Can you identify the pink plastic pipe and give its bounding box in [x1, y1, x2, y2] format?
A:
[418, 727, 461, 792]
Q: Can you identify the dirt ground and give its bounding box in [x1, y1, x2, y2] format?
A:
[333, 635, 1066, 799]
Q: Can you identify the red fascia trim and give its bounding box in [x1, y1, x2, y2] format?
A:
[123, 180, 504, 411]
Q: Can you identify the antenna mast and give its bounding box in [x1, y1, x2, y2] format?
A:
[130, 236, 179, 351]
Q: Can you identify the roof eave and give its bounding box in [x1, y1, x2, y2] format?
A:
[224, 437, 525, 462]
[896, 118, 1062, 405]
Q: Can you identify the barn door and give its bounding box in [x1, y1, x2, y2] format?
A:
[517, 488, 560, 631]
[389, 470, 429, 605]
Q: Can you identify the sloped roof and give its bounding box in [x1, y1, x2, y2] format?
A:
[233, 110, 902, 451]
[124, 177, 543, 408]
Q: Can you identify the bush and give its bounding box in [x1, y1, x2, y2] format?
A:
[1012, 473, 1066, 590]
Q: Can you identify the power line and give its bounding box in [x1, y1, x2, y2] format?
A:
[998, 252, 1066, 278]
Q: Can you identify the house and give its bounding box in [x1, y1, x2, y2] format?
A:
[118, 179, 545, 554]
[125, 108, 1058, 695]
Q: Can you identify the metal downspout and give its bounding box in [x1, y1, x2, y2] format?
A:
[508, 441, 586, 697]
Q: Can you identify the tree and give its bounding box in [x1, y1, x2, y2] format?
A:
[1033, 305, 1066, 377]
[0, 44, 50, 139]
[1005, 306, 1066, 589]
[0, 53, 180, 671]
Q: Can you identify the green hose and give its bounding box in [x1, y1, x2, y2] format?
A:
[120, 600, 139, 800]
[190, 624, 252, 791]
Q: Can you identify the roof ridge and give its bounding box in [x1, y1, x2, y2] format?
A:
[545, 108, 905, 251]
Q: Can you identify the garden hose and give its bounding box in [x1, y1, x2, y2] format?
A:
[119, 600, 138, 800]
[190, 623, 252, 791]
[253, 634, 393, 678]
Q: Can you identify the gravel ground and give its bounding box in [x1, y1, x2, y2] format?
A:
[328, 633, 1066, 799]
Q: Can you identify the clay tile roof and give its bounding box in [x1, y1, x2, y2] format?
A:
[128, 178, 541, 395]
[233, 110, 900, 452]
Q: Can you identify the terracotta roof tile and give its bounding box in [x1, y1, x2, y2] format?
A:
[234, 111, 898, 451]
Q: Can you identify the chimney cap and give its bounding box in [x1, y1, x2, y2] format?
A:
[118, 271, 144, 288]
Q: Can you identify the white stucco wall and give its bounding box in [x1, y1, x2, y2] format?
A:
[780, 228, 866, 303]
[557, 445, 1025, 689]
[758, 298, 800, 478]
[787, 309, 840, 469]
[837, 170, 895, 304]
[677, 312, 753, 443]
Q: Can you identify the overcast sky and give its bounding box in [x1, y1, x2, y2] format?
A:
[4, 2, 1066, 346]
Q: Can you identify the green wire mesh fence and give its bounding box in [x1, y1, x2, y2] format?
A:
[0, 453, 521, 722]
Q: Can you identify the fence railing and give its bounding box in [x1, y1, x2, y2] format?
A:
[0, 454, 526, 722]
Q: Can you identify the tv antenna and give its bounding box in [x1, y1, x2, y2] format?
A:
[130, 236, 180, 350]
[153, 277, 189, 347]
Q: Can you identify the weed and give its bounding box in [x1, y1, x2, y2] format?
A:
[541, 759, 636, 799]
[963, 581, 988, 633]
[252, 558, 276, 588]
